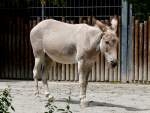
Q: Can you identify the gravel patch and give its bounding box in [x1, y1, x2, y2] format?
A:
[0, 80, 150, 113]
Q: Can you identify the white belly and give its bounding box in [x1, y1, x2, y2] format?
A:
[45, 51, 77, 64]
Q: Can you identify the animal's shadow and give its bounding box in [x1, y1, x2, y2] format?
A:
[56, 98, 149, 111]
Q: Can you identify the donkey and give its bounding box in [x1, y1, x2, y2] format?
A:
[30, 17, 118, 107]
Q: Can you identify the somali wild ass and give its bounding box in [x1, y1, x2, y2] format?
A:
[30, 17, 118, 107]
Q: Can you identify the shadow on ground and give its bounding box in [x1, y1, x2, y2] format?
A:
[56, 98, 150, 111]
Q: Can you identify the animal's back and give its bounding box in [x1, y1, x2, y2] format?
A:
[30, 19, 84, 58]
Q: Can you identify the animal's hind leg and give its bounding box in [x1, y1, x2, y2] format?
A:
[33, 57, 43, 95]
[42, 54, 53, 97]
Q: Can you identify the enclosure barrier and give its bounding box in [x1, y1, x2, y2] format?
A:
[0, 17, 34, 80]
[130, 16, 150, 83]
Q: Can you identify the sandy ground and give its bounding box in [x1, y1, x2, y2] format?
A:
[0, 80, 150, 113]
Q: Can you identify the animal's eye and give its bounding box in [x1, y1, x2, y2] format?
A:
[105, 41, 109, 45]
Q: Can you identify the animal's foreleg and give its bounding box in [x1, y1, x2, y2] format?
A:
[79, 77, 87, 101]
[78, 60, 90, 107]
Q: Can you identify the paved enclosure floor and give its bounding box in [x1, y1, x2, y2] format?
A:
[0, 81, 150, 113]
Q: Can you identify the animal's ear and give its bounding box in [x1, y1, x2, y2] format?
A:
[111, 16, 118, 32]
[96, 20, 107, 32]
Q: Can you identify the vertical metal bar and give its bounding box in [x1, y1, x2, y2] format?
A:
[42, 4, 44, 20]
[148, 17, 150, 82]
[118, 16, 121, 82]
[121, 0, 128, 82]
[135, 20, 139, 82]
[127, 4, 133, 82]
[131, 16, 135, 82]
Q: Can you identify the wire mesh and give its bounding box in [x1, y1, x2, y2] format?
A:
[29, 0, 121, 21]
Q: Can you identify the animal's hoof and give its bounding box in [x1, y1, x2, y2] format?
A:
[48, 95, 55, 102]
[34, 91, 40, 96]
[80, 99, 89, 108]
[45, 91, 50, 97]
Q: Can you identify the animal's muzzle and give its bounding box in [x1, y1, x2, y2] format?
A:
[111, 60, 118, 68]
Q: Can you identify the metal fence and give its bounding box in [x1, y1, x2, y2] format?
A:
[29, 0, 121, 20]
[0, 0, 123, 81]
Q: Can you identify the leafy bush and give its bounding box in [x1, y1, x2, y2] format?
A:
[44, 96, 72, 113]
[0, 88, 15, 113]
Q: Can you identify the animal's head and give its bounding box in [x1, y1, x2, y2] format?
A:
[96, 17, 119, 68]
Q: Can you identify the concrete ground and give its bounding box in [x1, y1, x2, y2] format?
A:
[0, 80, 150, 113]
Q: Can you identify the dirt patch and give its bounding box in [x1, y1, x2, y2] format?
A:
[0, 80, 150, 113]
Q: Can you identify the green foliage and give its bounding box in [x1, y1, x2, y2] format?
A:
[49, 0, 65, 6]
[44, 96, 72, 113]
[127, 0, 150, 20]
[0, 88, 15, 113]
[0, 0, 29, 8]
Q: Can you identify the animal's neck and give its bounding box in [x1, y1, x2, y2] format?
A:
[91, 32, 104, 52]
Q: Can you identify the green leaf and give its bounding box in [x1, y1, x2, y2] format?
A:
[66, 105, 70, 110]
[57, 108, 65, 111]
[11, 106, 15, 111]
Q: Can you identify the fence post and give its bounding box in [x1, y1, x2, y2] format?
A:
[135, 20, 139, 82]
[139, 23, 144, 82]
[127, 4, 133, 82]
[121, 0, 128, 82]
[41, 2, 45, 20]
[148, 17, 150, 82]
[42, 5, 44, 20]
